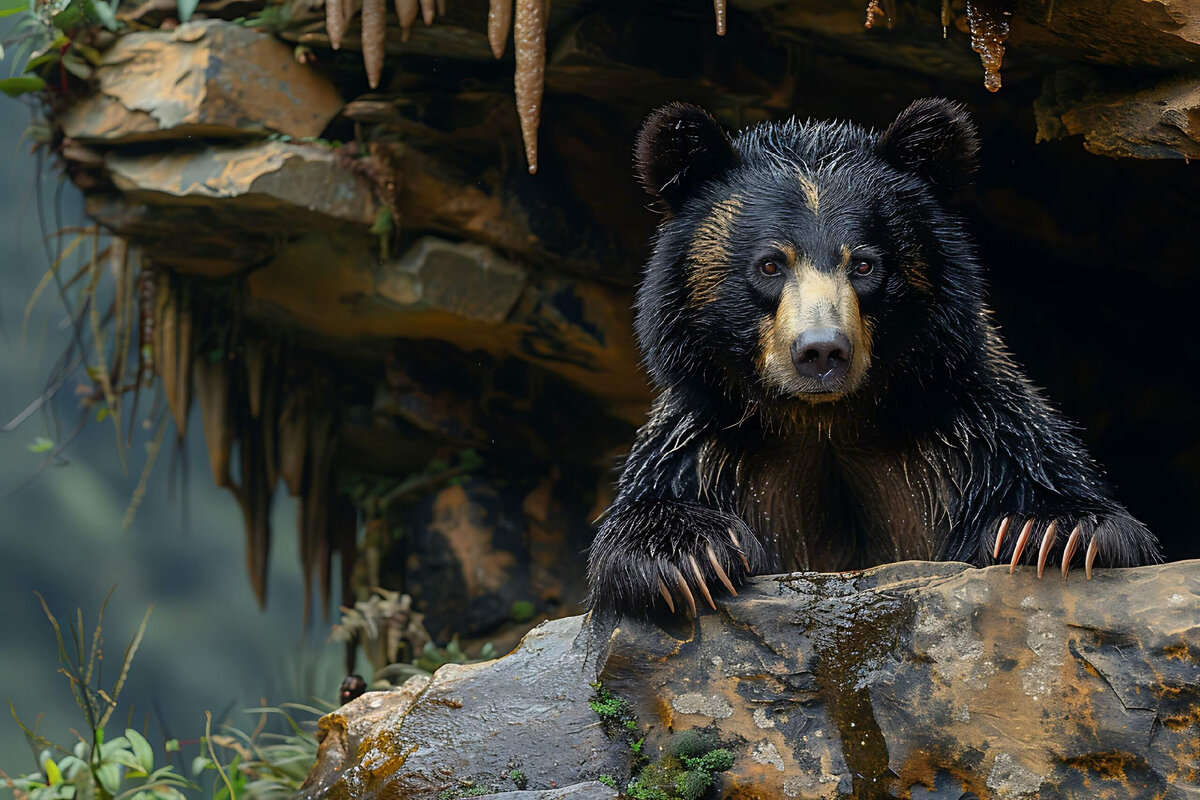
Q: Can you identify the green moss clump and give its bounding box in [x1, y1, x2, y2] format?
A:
[437, 785, 492, 800]
[509, 769, 527, 790]
[624, 730, 735, 800]
[597, 774, 618, 789]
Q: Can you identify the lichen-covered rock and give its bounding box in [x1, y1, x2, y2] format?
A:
[105, 141, 377, 225]
[376, 237, 529, 323]
[300, 615, 629, 799]
[301, 560, 1200, 799]
[1035, 70, 1200, 159]
[60, 20, 342, 143]
[245, 235, 647, 419]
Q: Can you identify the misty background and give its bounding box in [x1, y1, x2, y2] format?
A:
[0, 92, 343, 772]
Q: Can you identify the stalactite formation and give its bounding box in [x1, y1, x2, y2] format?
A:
[326, 0, 345, 49]
[362, 0, 386, 88]
[513, 0, 546, 173]
[713, 0, 726, 36]
[864, 0, 885, 29]
[488, 0, 512, 58]
[966, 0, 1012, 91]
[395, 0, 418, 40]
[419, 0, 435, 26]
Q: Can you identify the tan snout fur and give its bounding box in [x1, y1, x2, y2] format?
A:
[757, 262, 872, 400]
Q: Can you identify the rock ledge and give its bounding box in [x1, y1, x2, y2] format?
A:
[300, 560, 1199, 799]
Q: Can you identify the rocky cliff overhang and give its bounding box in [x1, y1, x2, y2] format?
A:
[299, 560, 1200, 799]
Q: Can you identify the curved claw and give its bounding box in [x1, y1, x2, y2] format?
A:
[1036, 521, 1058, 579]
[657, 579, 675, 614]
[707, 545, 737, 596]
[1085, 537, 1100, 580]
[1008, 519, 1035, 573]
[1061, 524, 1082, 580]
[992, 516, 1012, 560]
[688, 554, 717, 610]
[672, 565, 697, 616]
[728, 528, 751, 572]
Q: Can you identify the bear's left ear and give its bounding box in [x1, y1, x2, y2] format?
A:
[877, 98, 979, 193]
[635, 103, 736, 212]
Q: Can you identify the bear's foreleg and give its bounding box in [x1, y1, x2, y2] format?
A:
[586, 497, 767, 616]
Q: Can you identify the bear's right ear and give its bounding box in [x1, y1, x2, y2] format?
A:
[635, 103, 735, 212]
[877, 98, 979, 193]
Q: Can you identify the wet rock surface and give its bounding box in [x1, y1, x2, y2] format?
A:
[301, 560, 1200, 799]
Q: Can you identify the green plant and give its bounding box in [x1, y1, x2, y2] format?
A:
[508, 600, 536, 624]
[0, 0, 220, 100]
[508, 769, 526, 790]
[4, 591, 196, 800]
[623, 730, 734, 800]
[2, 591, 329, 800]
[0, 0, 117, 96]
[587, 682, 636, 737]
[194, 704, 326, 800]
[596, 774, 617, 789]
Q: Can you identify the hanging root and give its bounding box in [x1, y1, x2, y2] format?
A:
[513, 0, 546, 174]
[362, 0, 386, 88]
[488, 0, 513, 58]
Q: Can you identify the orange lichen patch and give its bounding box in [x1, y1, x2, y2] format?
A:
[1160, 706, 1200, 731]
[1161, 641, 1193, 661]
[1062, 750, 1142, 782]
[429, 484, 517, 597]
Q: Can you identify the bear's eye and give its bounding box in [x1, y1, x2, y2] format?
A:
[853, 260, 874, 276]
[760, 260, 782, 276]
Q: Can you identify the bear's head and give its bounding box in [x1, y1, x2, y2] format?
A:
[633, 99, 985, 412]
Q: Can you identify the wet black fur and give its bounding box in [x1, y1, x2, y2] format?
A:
[587, 99, 1161, 615]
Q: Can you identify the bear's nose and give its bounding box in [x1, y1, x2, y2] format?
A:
[791, 328, 852, 382]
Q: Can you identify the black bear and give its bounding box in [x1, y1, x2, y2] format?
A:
[587, 99, 1161, 616]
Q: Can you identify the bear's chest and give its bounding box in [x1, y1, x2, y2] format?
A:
[732, 436, 948, 571]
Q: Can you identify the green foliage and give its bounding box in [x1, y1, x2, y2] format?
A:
[3, 591, 326, 800]
[436, 785, 491, 800]
[507, 769, 526, 790]
[0, 0, 224, 99]
[4, 591, 196, 800]
[587, 683, 636, 737]
[508, 600, 536, 624]
[596, 775, 617, 790]
[622, 731, 734, 800]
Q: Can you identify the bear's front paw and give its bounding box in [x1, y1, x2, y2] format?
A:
[587, 500, 766, 616]
[990, 510, 1159, 580]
